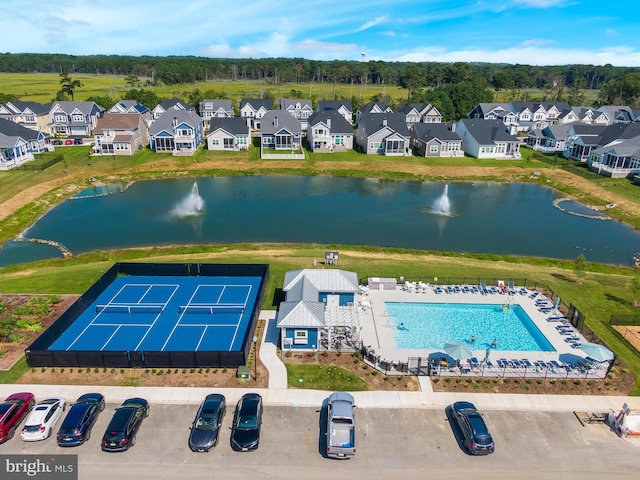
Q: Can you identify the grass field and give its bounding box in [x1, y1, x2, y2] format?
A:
[0, 72, 407, 105]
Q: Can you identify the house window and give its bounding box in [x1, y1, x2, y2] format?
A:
[54, 114, 66, 123]
[178, 129, 191, 136]
[334, 136, 343, 145]
[24, 115, 35, 122]
[429, 145, 439, 153]
[369, 142, 382, 150]
[211, 139, 219, 145]
[293, 330, 308, 345]
[72, 114, 84, 122]
[238, 137, 247, 145]
[315, 128, 326, 135]
[223, 138, 234, 149]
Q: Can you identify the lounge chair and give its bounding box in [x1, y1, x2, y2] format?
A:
[564, 336, 580, 343]
[521, 359, 533, 369]
[529, 291, 540, 299]
[469, 357, 480, 369]
[480, 282, 489, 295]
[471, 285, 480, 294]
[508, 281, 517, 295]
[497, 358, 509, 368]
[518, 287, 528, 295]
[434, 286, 444, 294]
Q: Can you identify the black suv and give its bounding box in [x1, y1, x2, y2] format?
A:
[451, 401, 495, 455]
[101, 398, 149, 452]
[57, 393, 105, 447]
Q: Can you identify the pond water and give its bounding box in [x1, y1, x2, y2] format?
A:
[1, 175, 639, 267]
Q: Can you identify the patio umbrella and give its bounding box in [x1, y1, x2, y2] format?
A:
[580, 342, 614, 362]
[443, 342, 474, 362]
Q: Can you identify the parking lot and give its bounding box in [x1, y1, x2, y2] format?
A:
[2, 403, 639, 479]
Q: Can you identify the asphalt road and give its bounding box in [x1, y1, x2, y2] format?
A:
[2, 403, 639, 480]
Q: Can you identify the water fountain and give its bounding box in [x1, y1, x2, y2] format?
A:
[432, 184, 452, 216]
[171, 182, 205, 217]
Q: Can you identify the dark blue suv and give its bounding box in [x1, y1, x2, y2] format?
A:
[57, 393, 105, 447]
[451, 401, 495, 455]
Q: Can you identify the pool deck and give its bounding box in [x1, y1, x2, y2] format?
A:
[356, 284, 607, 379]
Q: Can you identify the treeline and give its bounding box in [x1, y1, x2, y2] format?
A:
[1, 52, 639, 92]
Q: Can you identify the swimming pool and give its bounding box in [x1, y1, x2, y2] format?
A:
[386, 302, 555, 352]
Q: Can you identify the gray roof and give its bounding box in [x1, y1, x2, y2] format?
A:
[316, 100, 352, 113]
[280, 98, 312, 110]
[149, 109, 203, 136]
[459, 119, 518, 144]
[396, 103, 431, 115]
[541, 125, 571, 141]
[259, 110, 302, 135]
[411, 122, 461, 143]
[5, 101, 50, 115]
[276, 300, 326, 328]
[50, 101, 104, 115]
[0, 117, 42, 141]
[510, 101, 571, 114]
[200, 99, 233, 111]
[593, 136, 640, 157]
[240, 99, 273, 111]
[283, 269, 359, 295]
[472, 103, 510, 117]
[307, 111, 353, 135]
[358, 113, 410, 138]
[110, 100, 150, 114]
[157, 99, 194, 111]
[359, 102, 392, 114]
[208, 117, 249, 136]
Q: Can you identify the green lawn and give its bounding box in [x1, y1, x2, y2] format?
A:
[285, 363, 369, 391]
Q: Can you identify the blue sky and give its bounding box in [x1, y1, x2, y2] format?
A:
[3, 0, 640, 66]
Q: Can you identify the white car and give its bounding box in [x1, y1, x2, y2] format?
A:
[21, 397, 66, 441]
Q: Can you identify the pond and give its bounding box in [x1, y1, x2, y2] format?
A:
[1, 175, 639, 267]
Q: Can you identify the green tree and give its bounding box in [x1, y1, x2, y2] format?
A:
[574, 254, 586, 285]
[124, 74, 140, 88]
[58, 72, 83, 101]
[399, 64, 426, 101]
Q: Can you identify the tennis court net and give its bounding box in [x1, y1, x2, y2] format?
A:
[178, 305, 245, 315]
[96, 304, 164, 314]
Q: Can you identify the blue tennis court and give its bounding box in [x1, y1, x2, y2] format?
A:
[49, 275, 261, 352]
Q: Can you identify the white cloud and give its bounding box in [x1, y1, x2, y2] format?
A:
[394, 45, 640, 67]
[359, 15, 389, 31]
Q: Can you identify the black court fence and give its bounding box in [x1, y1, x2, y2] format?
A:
[25, 262, 269, 369]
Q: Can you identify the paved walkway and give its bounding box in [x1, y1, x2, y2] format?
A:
[3, 310, 640, 414]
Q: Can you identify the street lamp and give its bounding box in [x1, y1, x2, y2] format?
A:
[253, 335, 258, 380]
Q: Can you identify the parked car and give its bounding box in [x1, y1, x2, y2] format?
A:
[101, 397, 149, 452]
[64, 139, 74, 145]
[21, 397, 66, 442]
[0, 392, 35, 444]
[57, 393, 105, 447]
[326, 392, 357, 459]
[451, 401, 495, 455]
[73, 137, 84, 145]
[189, 394, 226, 452]
[230, 393, 262, 452]
[52, 139, 63, 146]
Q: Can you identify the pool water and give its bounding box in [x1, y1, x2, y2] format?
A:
[387, 302, 555, 352]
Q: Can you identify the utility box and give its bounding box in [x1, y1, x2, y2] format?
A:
[237, 365, 251, 380]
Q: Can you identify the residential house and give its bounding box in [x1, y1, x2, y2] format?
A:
[48, 101, 105, 137]
[468, 103, 518, 130]
[355, 102, 393, 123]
[410, 122, 463, 157]
[456, 118, 521, 159]
[587, 123, 640, 177]
[396, 103, 442, 125]
[151, 98, 194, 121]
[563, 124, 608, 161]
[239, 99, 273, 130]
[306, 111, 354, 153]
[199, 99, 234, 121]
[0, 118, 48, 154]
[355, 113, 411, 156]
[276, 269, 359, 351]
[259, 110, 304, 159]
[316, 100, 353, 124]
[510, 101, 570, 132]
[0, 101, 51, 133]
[525, 125, 572, 154]
[280, 99, 313, 132]
[108, 100, 152, 126]
[207, 117, 251, 151]
[93, 113, 149, 155]
[597, 105, 633, 125]
[149, 110, 204, 156]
